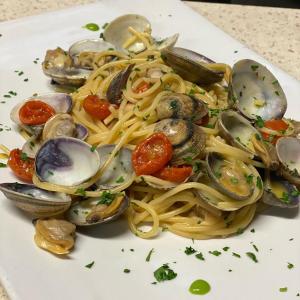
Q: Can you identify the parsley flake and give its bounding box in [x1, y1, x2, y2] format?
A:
[90, 145, 97, 152]
[209, 250, 221, 257]
[0, 162, 7, 168]
[154, 264, 177, 282]
[97, 191, 116, 205]
[85, 261, 95, 269]
[75, 188, 86, 197]
[185, 246, 196, 255]
[287, 262, 294, 269]
[116, 176, 125, 183]
[232, 252, 241, 258]
[124, 268, 131, 273]
[146, 248, 154, 262]
[251, 65, 259, 71]
[20, 152, 28, 161]
[195, 252, 205, 260]
[246, 252, 258, 263]
[223, 247, 230, 252]
[279, 287, 288, 293]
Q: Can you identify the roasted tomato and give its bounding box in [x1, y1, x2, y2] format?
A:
[83, 95, 111, 120]
[8, 149, 34, 182]
[154, 166, 192, 183]
[19, 100, 55, 125]
[132, 133, 173, 176]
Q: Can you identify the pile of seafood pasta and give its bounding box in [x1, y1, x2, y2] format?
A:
[0, 14, 299, 255]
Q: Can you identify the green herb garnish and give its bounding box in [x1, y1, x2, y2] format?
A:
[124, 268, 131, 273]
[97, 191, 116, 205]
[116, 176, 125, 183]
[287, 262, 294, 269]
[83, 23, 100, 31]
[146, 248, 154, 262]
[255, 116, 265, 128]
[90, 145, 97, 152]
[251, 65, 259, 71]
[245, 174, 254, 184]
[232, 252, 241, 258]
[75, 188, 86, 197]
[170, 100, 178, 110]
[256, 177, 263, 190]
[250, 228, 255, 233]
[195, 252, 205, 260]
[236, 228, 244, 235]
[154, 264, 177, 282]
[223, 247, 230, 252]
[209, 250, 221, 257]
[252, 244, 259, 252]
[185, 246, 196, 255]
[246, 252, 258, 263]
[20, 152, 28, 161]
[279, 287, 288, 293]
[0, 162, 7, 168]
[85, 261, 95, 269]
[230, 177, 239, 184]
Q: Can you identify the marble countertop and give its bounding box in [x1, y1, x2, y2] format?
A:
[0, 1, 299, 299]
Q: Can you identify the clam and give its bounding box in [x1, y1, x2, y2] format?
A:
[218, 110, 278, 169]
[206, 152, 254, 201]
[75, 123, 88, 141]
[34, 219, 76, 255]
[263, 172, 299, 208]
[161, 47, 223, 85]
[276, 137, 300, 186]
[22, 136, 42, 158]
[10, 93, 72, 136]
[35, 137, 100, 186]
[95, 145, 134, 189]
[42, 47, 91, 86]
[0, 182, 71, 217]
[154, 33, 179, 51]
[154, 118, 206, 165]
[156, 93, 208, 122]
[230, 59, 287, 120]
[68, 39, 115, 69]
[106, 64, 135, 104]
[103, 14, 151, 53]
[66, 192, 129, 226]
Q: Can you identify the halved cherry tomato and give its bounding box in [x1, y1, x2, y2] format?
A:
[134, 81, 150, 93]
[154, 166, 193, 183]
[8, 149, 34, 183]
[19, 100, 55, 125]
[261, 119, 289, 145]
[132, 133, 173, 176]
[264, 119, 289, 131]
[83, 95, 111, 120]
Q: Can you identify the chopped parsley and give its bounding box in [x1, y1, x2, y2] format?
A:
[75, 188, 86, 197]
[246, 252, 258, 263]
[230, 177, 239, 184]
[47, 170, 54, 176]
[146, 248, 154, 262]
[223, 247, 230, 252]
[251, 65, 259, 71]
[256, 177, 263, 190]
[73, 209, 79, 215]
[83, 23, 100, 31]
[90, 145, 97, 152]
[236, 228, 244, 235]
[232, 252, 241, 258]
[124, 268, 131, 273]
[287, 262, 294, 269]
[185, 246, 196, 255]
[0, 162, 7, 168]
[245, 174, 254, 184]
[154, 264, 177, 282]
[275, 91, 280, 96]
[250, 228, 255, 233]
[291, 189, 300, 197]
[209, 109, 220, 117]
[252, 244, 259, 252]
[272, 80, 278, 85]
[85, 261, 95, 269]
[170, 100, 178, 110]
[20, 152, 28, 161]
[24, 78, 29, 82]
[209, 250, 221, 257]
[281, 192, 291, 204]
[116, 176, 125, 183]
[279, 287, 288, 293]
[255, 115, 265, 128]
[195, 252, 205, 260]
[102, 22, 109, 29]
[183, 156, 193, 164]
[97, 191, 116, 205]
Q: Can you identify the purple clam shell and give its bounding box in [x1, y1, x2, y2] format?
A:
[75, 123, 88, 140]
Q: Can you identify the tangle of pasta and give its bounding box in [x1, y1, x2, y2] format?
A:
[27, 27, 265, 240]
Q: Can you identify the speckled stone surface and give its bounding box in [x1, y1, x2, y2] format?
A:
[0, 1, 299, 299]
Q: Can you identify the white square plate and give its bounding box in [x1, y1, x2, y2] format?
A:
[0, 0, 299, 299]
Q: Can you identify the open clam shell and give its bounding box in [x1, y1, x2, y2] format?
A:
[10, 93, 72, 136]
[35, 137, 100, 186]
[276, 137, 300, 186]
[66, 193, 129, 226]
[161, 47, 223, 85]
[69, 39, 114, 68]
[156, 93, 208, 122]
[42, 47, 91, 86]
[103, 14, 151, 53]
[230, 59, 287, 120]
[154, 118, 206, 165]
[95, 145, 134, 190]
[0, 182, 71, 217]
[263, 172, 299, 208]
[206, 152, 254, 201]
[154, 33, 179, 51]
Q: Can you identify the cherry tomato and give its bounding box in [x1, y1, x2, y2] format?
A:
[132, 133, 173, 176]
[134, 81, 150, 93]
[261, 119, 289, 145]
[83, 95, 111, 120]
[264, 119, 289, 131]
[19, 100, 55, 125]
[154, 166, 193, 183]
[8, 149, 34, 183]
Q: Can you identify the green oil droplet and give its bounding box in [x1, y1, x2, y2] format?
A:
[83, 23, 100, 31]
[189, 279, 211, 295]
